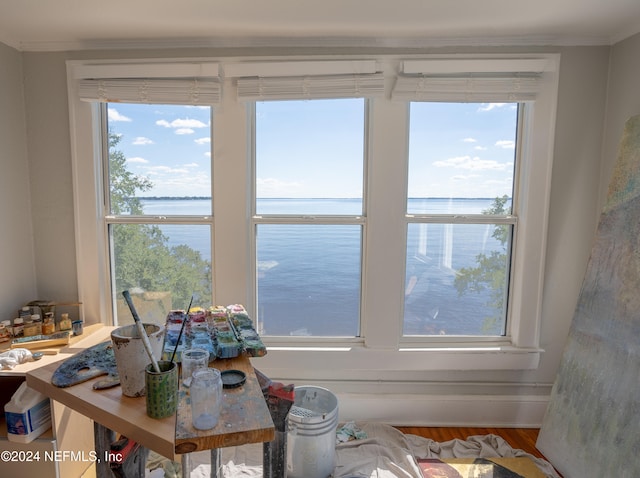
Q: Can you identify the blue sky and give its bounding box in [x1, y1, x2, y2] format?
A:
[107, 100, 517, 199]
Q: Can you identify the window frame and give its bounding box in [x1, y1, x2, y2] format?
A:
[67, 54, 559, 373]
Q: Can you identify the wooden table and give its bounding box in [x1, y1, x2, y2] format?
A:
[176, 355, 275, 476]
[26, 325, 275, 477]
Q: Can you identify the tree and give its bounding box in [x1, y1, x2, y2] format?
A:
[109, 133, 212, 310]
[454, 195, 511, 334]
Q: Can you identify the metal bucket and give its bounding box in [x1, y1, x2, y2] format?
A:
[287, 386, 339, 478]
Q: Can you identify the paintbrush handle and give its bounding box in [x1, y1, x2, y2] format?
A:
[122, 290, 161, 373]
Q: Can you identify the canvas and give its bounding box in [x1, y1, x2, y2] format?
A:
[537, 114, 640, 477]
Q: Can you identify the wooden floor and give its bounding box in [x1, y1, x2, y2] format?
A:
[394, 426, 544, 459]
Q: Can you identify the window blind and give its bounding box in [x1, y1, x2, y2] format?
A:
[236, 73, 385, 101]
[78, 78, 221, 105]
[392, 58, 551, 102]
[229, 59, 384, 101]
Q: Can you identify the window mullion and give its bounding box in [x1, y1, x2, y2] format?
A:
[361, 99, 410, 348]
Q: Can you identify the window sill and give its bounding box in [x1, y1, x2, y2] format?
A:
[259, 343, 542, 372]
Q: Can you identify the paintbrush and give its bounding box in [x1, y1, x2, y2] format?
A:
[122, 290, 161, 373]
[170, 295, 193, 363]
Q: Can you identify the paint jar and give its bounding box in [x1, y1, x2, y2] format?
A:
[190, 368, 222, 430]
[42, 313, 56, 335]
[24, 316, 41, 337]
[145, 360, 178, 419]
[72, 320, 83, 336]
[12, 318, 24, 338]
[58, 313, 72, 332]
[180, 348, 209, 387]
[0, 320, 12, 340]
[0, 324, 9, 342]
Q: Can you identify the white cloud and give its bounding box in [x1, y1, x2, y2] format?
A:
[434, 155, 509, 171]
[463, 137, 477, 143]
[156, 118, 207, 129]
[175, 128, 195, 135]
[195, 137, 211, 145]
[184, 162, 199, 168]
[495, 140, 515, 149]
[133, 136, 154, 145]
[108, 108, 132, 122]
[127, 157, 149, 164]
[478, 103, 507, 112]
[146, 165, 190, 175]
[474, 146, 488, 151]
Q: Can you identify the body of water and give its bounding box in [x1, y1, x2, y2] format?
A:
[138, 198, 508, 337]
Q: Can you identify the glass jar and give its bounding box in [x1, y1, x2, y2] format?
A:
[0, 324, 9, 342]
[12, 318, 24, 338]
[0, 320, 12, 339]
[190, 368, 222, 430]
[59, 313, 72, 331]
[25, 314, 42, 336]
[42, 312, 56, 335]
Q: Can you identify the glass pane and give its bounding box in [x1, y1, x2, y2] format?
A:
[106, 103, 212, 215]
[407, 102, 518, 215]
[255, 99, 364, 215]
[111, 223, 212, 326]
[256, 224, 361, 337]
[404, 222, 511, 336]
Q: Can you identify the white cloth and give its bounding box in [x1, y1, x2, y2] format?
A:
[0, 348, 33, 369]
[149, 422, 560, 477]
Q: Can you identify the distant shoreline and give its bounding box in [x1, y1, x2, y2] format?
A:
[138, 196, 507, 201]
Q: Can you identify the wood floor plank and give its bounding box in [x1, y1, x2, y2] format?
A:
[394, 426, 544, 458]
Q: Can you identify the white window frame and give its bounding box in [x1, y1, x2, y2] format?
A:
[67, 53, 559, 374]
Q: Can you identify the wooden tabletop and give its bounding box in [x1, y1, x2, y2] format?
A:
[25, 325, 274, 460]
[175, 355, 275, 454]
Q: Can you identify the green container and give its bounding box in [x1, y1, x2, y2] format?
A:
[145, 360, 178, 419]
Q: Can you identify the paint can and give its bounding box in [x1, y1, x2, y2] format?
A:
[287, 386, 339, 478]
[111, 323, 165, 397]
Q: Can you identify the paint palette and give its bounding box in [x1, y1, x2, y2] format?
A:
[161, 304, 266, 362]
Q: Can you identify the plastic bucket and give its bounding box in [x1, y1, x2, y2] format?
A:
[4, 382, 51, 443]
[287, 386, 339, 478]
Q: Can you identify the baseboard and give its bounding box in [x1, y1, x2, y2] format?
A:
[334, 392, 549, 428]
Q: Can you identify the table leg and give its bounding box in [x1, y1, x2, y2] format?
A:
[94, 422, 116, 478]
[210, 448, 221, 477]
[182, 453, 191, 477]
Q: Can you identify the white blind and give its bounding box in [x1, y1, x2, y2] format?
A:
[237, 73, 385, 101]
[78, 78, 221, 105]
[392, 58, 550, 102]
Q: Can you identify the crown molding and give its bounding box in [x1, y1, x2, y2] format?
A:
[12, 33, 622, 53]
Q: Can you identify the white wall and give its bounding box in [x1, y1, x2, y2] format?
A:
[12, 44, 618, 425]
[0, 42, 36, 319]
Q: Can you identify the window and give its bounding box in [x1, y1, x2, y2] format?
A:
[68, 54, 559, 372]
[104, 103, 213, 324]
[403, 102, 518, 337]
[252, 99, 365, 337]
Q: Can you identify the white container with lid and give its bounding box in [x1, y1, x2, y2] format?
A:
[4, 382, 52, 443]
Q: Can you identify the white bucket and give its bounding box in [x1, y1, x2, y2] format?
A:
[4, 382, 51, 443]
[111, 323, 165, 397]
[287, 386, 339, 478]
